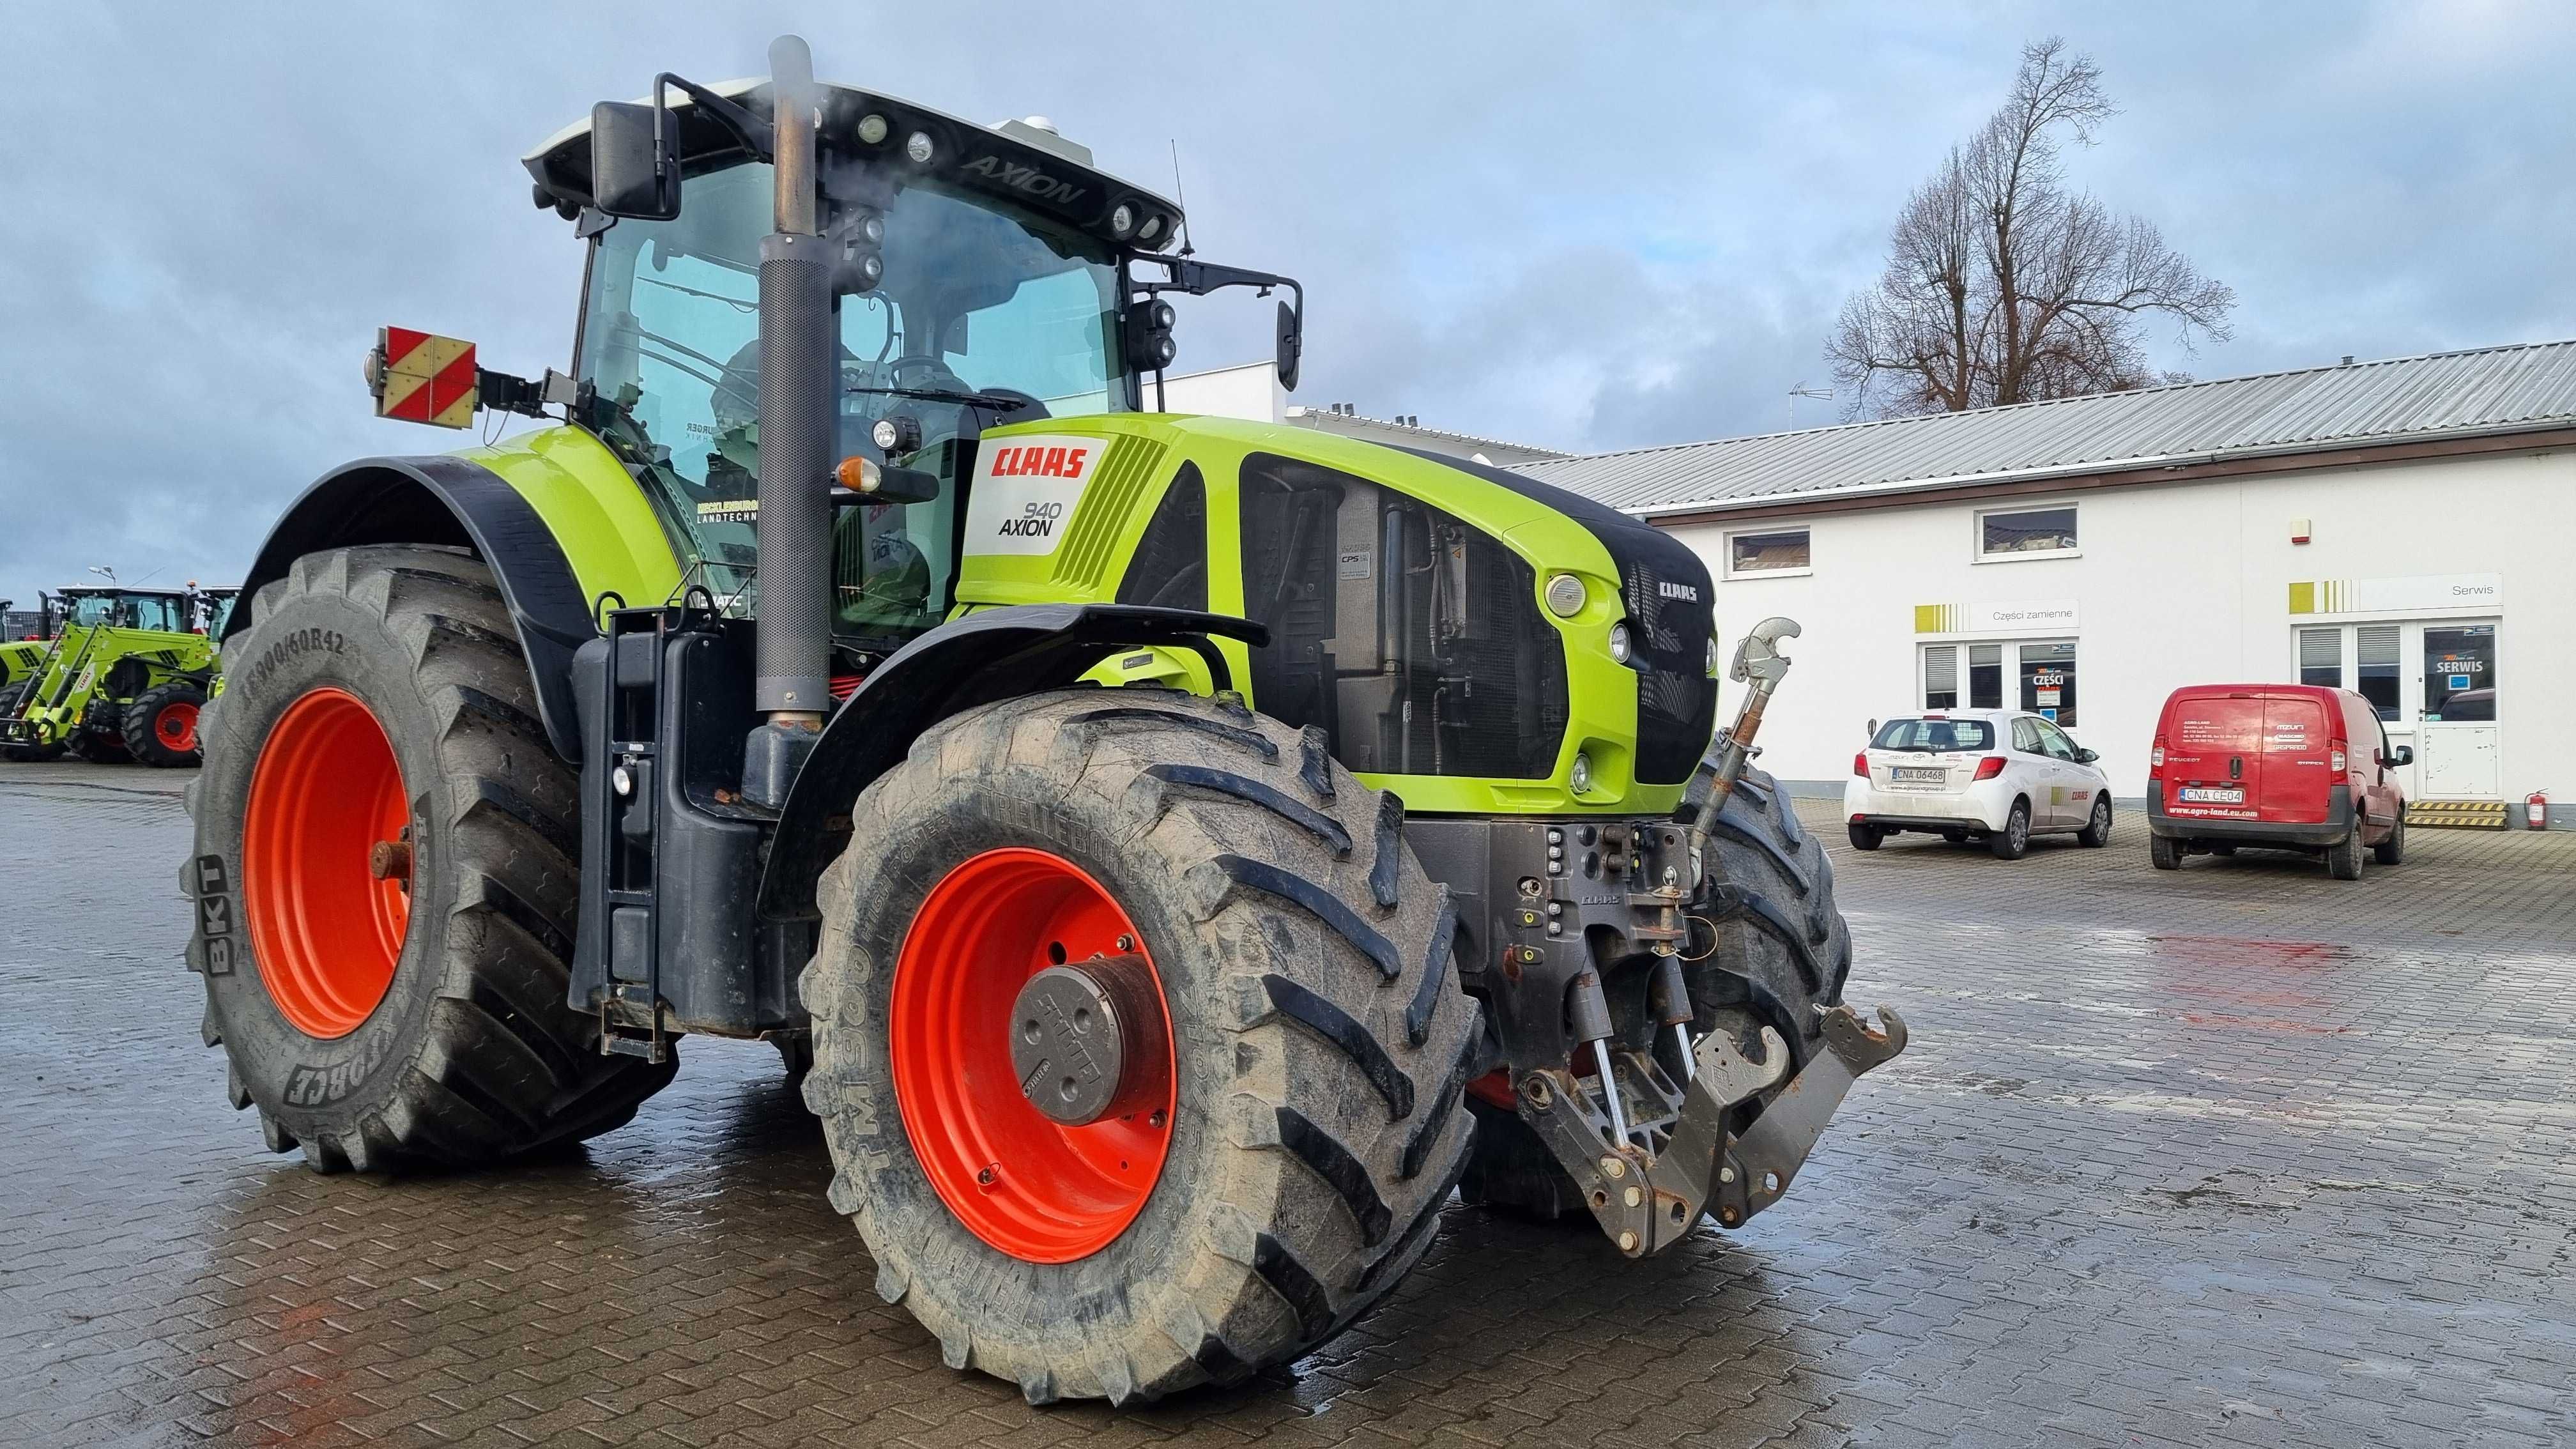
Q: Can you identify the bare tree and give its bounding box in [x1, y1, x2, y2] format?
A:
[1828, 38, 2235, 417]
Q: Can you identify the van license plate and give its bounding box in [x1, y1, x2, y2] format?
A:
[2178, 786, 2244, 804]
[1892, 767, 1945, 785]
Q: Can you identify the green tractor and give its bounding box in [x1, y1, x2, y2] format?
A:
[3, 583, 233, 765]
[188, 39, 1903, 1404]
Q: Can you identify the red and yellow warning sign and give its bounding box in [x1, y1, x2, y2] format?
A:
[373, 326, 480, 428]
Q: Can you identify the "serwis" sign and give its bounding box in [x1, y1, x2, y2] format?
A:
[963, 434, 1108, 556]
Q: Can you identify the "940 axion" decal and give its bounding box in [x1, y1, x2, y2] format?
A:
[963, 434, 1108, 557]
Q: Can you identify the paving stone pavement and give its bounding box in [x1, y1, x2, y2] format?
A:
[3, 759, 2570, 1448]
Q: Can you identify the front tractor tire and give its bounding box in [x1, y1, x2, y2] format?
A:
[125, 678, 208, 767]
[799, 689, 1482, 1404]
[0, 683, 61, 762]
[189, 545, 675, 1173]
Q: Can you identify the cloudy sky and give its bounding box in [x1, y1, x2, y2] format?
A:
[3, 1, 2572, 607]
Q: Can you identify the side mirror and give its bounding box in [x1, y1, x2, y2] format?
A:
[2393, 745, 2414, 767]
[1275, 299, 1303, 392]
[2076, 747, 2099, 764]
[590, 102, 680, 220]
[1866, 718, 1878, 735]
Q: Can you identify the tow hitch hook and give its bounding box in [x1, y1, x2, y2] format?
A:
[1514, 1003, 1908, 1257]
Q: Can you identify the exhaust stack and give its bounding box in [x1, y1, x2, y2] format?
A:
[744, 34, 832, 809]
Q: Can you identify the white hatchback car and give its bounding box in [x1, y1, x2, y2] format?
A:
[1843, 709, 2113, 859]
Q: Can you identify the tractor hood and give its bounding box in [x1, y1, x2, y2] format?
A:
[523, 79, 1184, 257]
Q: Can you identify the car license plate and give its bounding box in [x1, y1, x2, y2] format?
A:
[2177, 785, 2244, 804]
[1892, 766, 1946, 785]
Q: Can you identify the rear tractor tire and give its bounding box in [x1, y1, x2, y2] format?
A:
[125, 679, 208, 767]
[799, 689, 1482, 1404]
[1460, 766, 1855, 1222]
[65, 728, 129, 764]
[188, 545, 675, 1174]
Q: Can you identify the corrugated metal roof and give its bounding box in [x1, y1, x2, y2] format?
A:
[1519, 339, 2576, 517]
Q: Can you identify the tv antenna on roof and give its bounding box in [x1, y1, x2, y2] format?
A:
[1786, 383, 1834, 430]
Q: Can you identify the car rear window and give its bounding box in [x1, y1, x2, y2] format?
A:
[1872, 717, 1995, 751]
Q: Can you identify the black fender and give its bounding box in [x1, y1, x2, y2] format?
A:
[227, 456, 601, 762]
[756, 603, 1268, 921]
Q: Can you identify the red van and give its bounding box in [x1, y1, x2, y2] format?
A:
[2146, 684, 2411, 880]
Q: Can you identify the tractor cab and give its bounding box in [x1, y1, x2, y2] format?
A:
[58, 586, 195, 634]
[523, 80, 1286, 660]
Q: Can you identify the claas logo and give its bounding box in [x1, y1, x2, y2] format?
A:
[366, 326, 481, 429]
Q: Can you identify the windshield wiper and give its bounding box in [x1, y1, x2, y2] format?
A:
[844, 385, 1031, 411]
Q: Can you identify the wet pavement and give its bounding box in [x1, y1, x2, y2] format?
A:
[3, 759, 2572, 1448]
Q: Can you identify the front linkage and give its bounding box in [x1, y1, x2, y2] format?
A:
[1491, 616, 1907, 1255]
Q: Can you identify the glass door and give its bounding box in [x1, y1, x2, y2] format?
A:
[2419, 623, 2500, 799]
[2016, 641, 2077, 726]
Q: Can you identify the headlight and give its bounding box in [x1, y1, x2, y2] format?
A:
[1607, 622, 1632, 664]
[1544, 572, 1586, 618]
[1706, 638, 1721, 678]
[1109, 203, 1136, 238]
[855, 113, 890, 146]
[1570, 751, 1595, 793]
[905, 130, 936, 164]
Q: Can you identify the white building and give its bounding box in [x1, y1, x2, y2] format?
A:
[1155, 361, 1565, 466]
[1519, 341, 2576, 824]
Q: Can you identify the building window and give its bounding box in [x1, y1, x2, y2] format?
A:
[2357, 625, 2400, 720]
[1924, 645, 1958, 709]
[1920, 640, 2057, 719]
[1725, 528, 1810, 576]
[2294, 623, 2405, 722]
[2297, 627, 2341, 688]
[1977, 505, 2078, 559]
[1968, 643, 2002, 709]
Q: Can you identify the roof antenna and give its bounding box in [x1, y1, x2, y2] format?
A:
[1169, 140, 1195, 257]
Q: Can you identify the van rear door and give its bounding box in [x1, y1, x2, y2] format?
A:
[2162, 691, 2264, 821]
[2261, 691, 2334, 824]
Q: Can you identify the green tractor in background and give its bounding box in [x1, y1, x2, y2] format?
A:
[187, 39, 1903, 1405]
[1, 584, 234, 765]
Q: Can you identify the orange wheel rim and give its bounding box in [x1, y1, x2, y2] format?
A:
[242, 687, 411, 1039]
[891, 848, 1176, 1263]
[155, 700, 199, 753]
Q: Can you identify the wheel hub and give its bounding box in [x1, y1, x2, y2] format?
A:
[1009, 957, 1169, 1127]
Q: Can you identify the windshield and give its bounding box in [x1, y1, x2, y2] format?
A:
[1871, 717, 1995, 751]
[65, 593, 188, 632]
[576, 159, 1130, 647]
